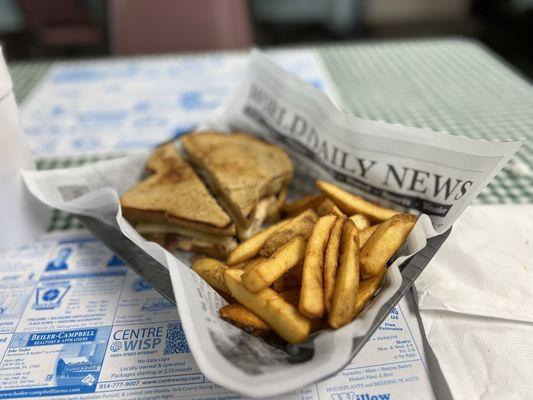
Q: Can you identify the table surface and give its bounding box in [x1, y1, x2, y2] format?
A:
[9, 38, 533, 231]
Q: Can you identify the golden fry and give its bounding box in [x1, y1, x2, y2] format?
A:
[328, 222, 360, 328]
[242, 237, 306, 292]
[239, 257, 265, 273]
[285, 291, 327, 333]
[220, 303, 270, 331]
[348, 214, 371, 231]
[227, 218, 291, 265]
[216, 187, 415, 340]
[316, 199, 344, 217]
[316, 180, 398, 222]
[299, 214, 337, 319]
[192, 258, 229, 295]
[260, 209, 318, 257]
[224, 269, 311, 344]
[228, 260, 251, 270]
[359, 224, 379, 248]
[282, 194, 325, 216]
[323, 215, 346, 312]
[354, 266, 387, 317]
[360, 214, 416, 278]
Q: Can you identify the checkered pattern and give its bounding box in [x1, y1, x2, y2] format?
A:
[9, 61, 52, 104]
[12, 39, 533, 230]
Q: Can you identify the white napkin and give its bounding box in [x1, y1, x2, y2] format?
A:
[0, 47, 49, 249]
[416, 205, 533, 400]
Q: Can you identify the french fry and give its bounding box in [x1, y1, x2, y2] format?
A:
[329, 221, 360, 328]
[360, 214, 416, 278]
[323, 215, 346, 312]
[242, 237, 306, 292]
[282, 194, 325, 216]
[299, 214, 337, 319]
[220, 303, 270, 331]
[354, 266, 387, 317]
[227, 218, 292, 265]
[349, 214, 371, 231]
[228, 260, 251, 270]
[315, 199, 344, 217]
[260, 209, 318, 257]
[192, 258, 229, 295]
[240, 257, 266, 273]
[359, 224, 379, 248]
[224, 269, 311, 344]
[271, 262, 303, 292]
[216, 186, 416, 341]
[316, 180, 398, 222]
[278, 289, 326, 333]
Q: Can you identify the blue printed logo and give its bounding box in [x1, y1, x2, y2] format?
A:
[331, 393, 391, 400]
[33, 283, 70, 310]
[81, 374, 96, 386]
[12, 334, 26, 347]
[27, 329, 97, 346]
[45, 247, 72, 271]
[109, 341, 122, 352]
[111, 327, 163, 353]
[43, 289, 60, 301]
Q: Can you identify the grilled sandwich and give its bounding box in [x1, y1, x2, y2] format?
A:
[181, 132, 292, 240]
[120, 144, 238, 259]
[121, 132, 293, 258]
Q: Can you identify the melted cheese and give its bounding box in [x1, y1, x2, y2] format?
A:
[237, 196, 275, 240]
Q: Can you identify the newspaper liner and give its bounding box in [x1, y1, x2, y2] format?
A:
[22, 51, 520, 398]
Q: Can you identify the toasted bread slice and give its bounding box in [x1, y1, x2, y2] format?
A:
[121, 144, 235, 236]
[146, 142, 182, 173]
[182, 132, 293, 237]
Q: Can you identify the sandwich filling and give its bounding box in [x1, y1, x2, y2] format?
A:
[236, 195, 275, 240]
[135, 222, 238, 251]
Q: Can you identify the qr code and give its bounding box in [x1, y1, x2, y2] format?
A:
[164, 322, 190, 355]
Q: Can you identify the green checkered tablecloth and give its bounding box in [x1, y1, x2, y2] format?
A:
[12, 38, 533, 230]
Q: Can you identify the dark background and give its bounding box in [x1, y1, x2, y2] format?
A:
[0, 0, 531, 79]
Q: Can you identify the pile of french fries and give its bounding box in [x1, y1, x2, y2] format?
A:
[192, 180, 417, 344]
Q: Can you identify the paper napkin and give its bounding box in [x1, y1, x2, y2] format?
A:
[416, 205, 533, 399]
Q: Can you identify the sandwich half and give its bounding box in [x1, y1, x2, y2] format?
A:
[182, 132, 293, 240]
[120, 143, 238, 259]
